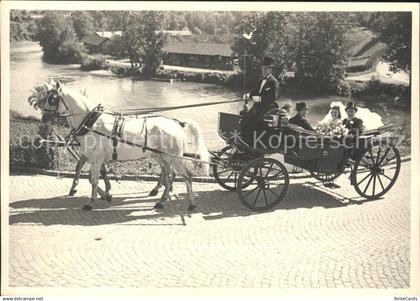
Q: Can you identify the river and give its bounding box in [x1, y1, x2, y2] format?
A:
[10, 41, 409, 149]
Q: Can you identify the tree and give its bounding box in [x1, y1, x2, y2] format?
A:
[38, 11, 82, 62]
[121, 12, 144, 68]
[121, 11, 167, 75]
[71, 11, 94, 40]
[369, 12, 411, 73]
[231, 12, 351, 94]
[292, 12, 352, 93]
[91, 11, 108, 34]
[139, 11, 167, 77]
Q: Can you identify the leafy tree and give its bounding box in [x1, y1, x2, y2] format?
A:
[91, 11, 108, 34]
[121, 12, 144, 68]
[231, 12, 351, 94]
[120, 11, 167, 75]
[231, 13, 285, 89]
[38, 11, 83, 62]
[103, 34, 128, 58]
[139, 11, 167, 77]
[292, 12, 352, 93]
[71, 11, 94, 40]
[369, 12, 411, 73]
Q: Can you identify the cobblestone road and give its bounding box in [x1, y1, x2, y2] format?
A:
[7, 162, 411, 288]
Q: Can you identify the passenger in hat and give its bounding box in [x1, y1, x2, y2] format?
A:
[240, 56, 280, 144]
[281, 104, 293, 118]
[343, 101, 364, 136]
[288, 102, 315, 131]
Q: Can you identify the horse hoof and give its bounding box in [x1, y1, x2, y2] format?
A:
[149, 189, 159, 197]
[187, 204, 196, 211]
[154, 202, 164, 209]
[101, 194, 112, 203]
[69, 189, 77, 196]
[83, 204, 93, 211]
[105, 194, 112, 204]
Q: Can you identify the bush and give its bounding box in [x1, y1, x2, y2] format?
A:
[10, 121, 52, 169]
[347, 79, 408, 97]
[102, 35, 127, 58]
[57, 40, 86, 64]
[110, 65, 141, 76]
[10, 21, 37, 41]
[80, 54, 108, 71]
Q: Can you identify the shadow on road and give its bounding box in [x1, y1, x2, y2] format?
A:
[9, 182, 380, 226]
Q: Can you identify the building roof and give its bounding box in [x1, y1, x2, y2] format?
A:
[348, 56, 371, 68]
[96, 31, 122, 38]
[160, 29, 192, 36]
[82, 34, 109, 47]
[165, 42, 233, 57]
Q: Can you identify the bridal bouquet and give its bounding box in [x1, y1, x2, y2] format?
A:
[316, 122, 349, 138]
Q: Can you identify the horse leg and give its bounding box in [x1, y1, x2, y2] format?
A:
[69, 155, 87, 196]
[172, 161, 196, 211]
[154, 159, 172, 209]
[184, 175, 196, 211]
[99, 164, 112, 203]
[149, 163, 165, 197]
[83, 163, 101, 211]
[169, 168, 175, 192]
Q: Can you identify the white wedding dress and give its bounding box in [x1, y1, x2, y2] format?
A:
[319, 101, 384, 131]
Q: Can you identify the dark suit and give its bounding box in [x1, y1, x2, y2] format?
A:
[249, 74, 280, 118]
[288, 114, 315, 131]
[240, 74, 280, 144]
[343, 117, 363, 135]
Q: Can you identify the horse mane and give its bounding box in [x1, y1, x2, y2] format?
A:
[61, 85, 97, 111]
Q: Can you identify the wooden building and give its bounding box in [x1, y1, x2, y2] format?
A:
[163, 42, 234, 71]
[81, 33, 109, 53]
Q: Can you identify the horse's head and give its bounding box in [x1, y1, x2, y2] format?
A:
[28, 79, 69, 124]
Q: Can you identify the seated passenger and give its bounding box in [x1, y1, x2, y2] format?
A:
[281, 103, 293, 118]
[288, 102, 315, 131]
[343, 101, 363, 136]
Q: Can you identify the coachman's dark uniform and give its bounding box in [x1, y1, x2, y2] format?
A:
[240, 57, 280, 145]
[240, 75, 279, 144]
[248, 74, 280, 119]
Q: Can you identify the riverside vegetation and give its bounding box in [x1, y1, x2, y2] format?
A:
[10, 10, 412, 175]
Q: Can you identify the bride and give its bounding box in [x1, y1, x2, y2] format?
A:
[318, 101, 384, 132]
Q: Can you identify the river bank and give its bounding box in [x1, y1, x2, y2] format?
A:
[9, 41, 411, 176]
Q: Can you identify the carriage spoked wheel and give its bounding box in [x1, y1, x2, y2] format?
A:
[310, 170, 342, 182]
[237, 158, 290, 211]
[213, 145, 255, 191]
[352, 143, 401, 199]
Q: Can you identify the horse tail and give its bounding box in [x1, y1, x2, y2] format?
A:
[184, 120, 209, 176]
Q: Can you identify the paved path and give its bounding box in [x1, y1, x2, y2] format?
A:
[8, 162, 410, 288]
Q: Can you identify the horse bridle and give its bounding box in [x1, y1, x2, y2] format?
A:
[43, 88, 69, 115]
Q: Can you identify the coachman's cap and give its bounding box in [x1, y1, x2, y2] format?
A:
[262, 56, 275, 67]
[345, 101, 358, 111]
[295, 102, 309, 111]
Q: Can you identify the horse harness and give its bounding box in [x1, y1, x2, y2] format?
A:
[68, 105, 193, 161]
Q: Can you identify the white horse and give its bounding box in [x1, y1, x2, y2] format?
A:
[32, 80, 209, 211]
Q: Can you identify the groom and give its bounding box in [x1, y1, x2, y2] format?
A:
[343, 102, 363, 136]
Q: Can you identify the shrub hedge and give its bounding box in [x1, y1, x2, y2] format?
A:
[80, 54, 108, 71]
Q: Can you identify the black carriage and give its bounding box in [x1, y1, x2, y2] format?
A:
[213, 112, 401, 211]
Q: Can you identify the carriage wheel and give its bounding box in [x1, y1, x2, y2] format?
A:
[310, 170, 342, 182]
[353, 144, 401, 199]
[237, 158, 289, 211]
[213, 145, 255, 191]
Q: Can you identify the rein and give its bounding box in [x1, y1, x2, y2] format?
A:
[114, 98, 244, 115]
